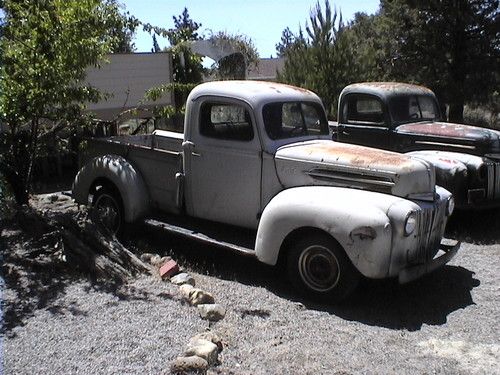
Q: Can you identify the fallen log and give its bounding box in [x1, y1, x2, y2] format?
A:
[16, 205, 151, 282]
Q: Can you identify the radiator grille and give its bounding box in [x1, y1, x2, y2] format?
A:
[486, 163, 500, 200]
[413, 202, 446, 263]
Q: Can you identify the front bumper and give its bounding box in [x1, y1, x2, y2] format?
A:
[398, 241, 461, 284]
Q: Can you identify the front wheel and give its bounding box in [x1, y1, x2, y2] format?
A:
[91, 185, 124, 235]
[287, 233, 360, 303]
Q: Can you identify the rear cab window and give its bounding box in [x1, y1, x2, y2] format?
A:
[341, 94, 385, 125]
[199, 102, 254, 141]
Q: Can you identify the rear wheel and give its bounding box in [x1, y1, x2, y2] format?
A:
[287, 233, 360, 303]
[91, 185, 124, 235]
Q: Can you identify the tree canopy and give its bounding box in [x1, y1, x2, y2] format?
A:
[0, 0, 133, 204]
[277, 1, 355, 117]
[278, 0, 499, 123]
[377, 0, 499, 122]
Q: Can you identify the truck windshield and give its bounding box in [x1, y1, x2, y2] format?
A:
[389, 95, 441, 125]
[262, 102, 329, 140]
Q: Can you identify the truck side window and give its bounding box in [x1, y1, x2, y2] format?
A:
[263, 101, 328, 140]
[389, 95, 440, 124]
[343, 95, 384, 125]
[199, 102, 254, 141]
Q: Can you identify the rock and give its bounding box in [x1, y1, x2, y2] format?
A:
[198, 304, 226, 322]
[189, 288, 215, 306]
[170, 356, 208, 374]
[139, 253, 155, 263]
[185, 339, 218, 366]
[170, 272, 195, 286]
[159, 259, 179, 279]
[160, 255, 171, 264]
[179, 284, 194, 299]
[149, 254, 162, 266]
[190, 331, 223, 353]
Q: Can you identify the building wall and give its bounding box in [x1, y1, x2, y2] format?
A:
[85, 52, 174, 121]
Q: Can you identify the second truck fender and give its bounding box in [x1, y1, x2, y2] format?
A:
[255, 186, 395, 279]
[72, 154, 150, 223]
[407, 150, 476, 204]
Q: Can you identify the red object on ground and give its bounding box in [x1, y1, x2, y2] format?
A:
[159, 259, 180, 279]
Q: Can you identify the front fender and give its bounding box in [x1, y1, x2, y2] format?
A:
[72, 154, 150, 222]
[407, 150, 484, 206]
[255, 186, 396, 278]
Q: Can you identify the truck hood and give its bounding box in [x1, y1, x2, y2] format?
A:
[397, 121, 500, 156]
[275, 140, 436, 200]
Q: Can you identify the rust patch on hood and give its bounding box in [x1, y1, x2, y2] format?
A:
[293, 141, 416, 168]
[398, 122, 500, 141]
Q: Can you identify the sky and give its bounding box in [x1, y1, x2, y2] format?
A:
[121, 0, 380, 58]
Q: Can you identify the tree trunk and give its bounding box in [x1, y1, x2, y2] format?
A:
[0, 161, 29, 205]
[448, 101, 465, 123]
[15, 207, 151, 282]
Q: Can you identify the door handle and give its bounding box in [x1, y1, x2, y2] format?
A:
[191, 151, 201, 157]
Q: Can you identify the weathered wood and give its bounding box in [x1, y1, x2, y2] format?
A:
[16, 206, 151, 281]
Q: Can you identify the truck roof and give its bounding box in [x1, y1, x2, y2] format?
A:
[188, 80, 321, 107]
[340, 82, 435, 100]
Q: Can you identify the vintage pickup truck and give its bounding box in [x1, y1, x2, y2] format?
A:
[334, 82, 500, 209]
[73, 80, 458, 302]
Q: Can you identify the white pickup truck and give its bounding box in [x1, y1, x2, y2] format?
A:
[73, 81, 459, 302]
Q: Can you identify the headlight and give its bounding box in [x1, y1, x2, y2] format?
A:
[404, 211, 417, 236]
[446, 196, 455, 216]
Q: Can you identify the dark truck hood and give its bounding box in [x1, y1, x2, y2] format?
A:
[397, 121, 500, 156]
[275, 140, 436, 200]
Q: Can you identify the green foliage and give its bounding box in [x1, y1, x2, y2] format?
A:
[105, 0, 140, 53]
[0, 0, 127, 204]
[208, 31, 259, 79]
[279, 0, 499, 123]
[144, 8, 205, 130]
[277, 1, 354, 117]
[353, 0, 500, 122]
[144, 82, 198, 102]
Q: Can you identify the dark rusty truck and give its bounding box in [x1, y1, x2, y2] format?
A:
[334, 82, 500, 209]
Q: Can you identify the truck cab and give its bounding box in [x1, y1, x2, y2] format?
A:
[336, 82, 500, 208]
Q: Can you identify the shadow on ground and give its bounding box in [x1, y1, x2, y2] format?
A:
[0, 220, 154, 337]
[124, 223, 480, 331]
[316, 265, 479, 331]
[446, 208, 500, 244]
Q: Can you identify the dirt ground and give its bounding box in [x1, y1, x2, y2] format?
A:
[1, 196, 499, 374]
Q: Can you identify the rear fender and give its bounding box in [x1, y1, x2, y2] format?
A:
[72, 154, 149, 222]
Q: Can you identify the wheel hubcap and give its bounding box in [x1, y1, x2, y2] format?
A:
[298, 245, 340, 292]
[94, 194, 120, 234]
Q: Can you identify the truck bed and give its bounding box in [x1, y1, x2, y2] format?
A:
[84, 132, 184, 214]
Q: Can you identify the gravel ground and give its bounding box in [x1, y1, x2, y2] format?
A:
[1, 197, 499, 374]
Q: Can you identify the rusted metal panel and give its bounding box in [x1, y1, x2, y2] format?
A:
[275, 140, 435, 200]
[398, 121, 500, 141]
[341, 82, 434, 100]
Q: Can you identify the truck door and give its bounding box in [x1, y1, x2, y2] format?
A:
[184, 99, 262, 229]
[337, 94, 391, 150]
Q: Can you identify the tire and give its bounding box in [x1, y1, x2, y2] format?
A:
[91, 185, 124, 235]
[286, 233, 360, 303]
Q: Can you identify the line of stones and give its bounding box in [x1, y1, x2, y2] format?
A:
[140, 253, 227, 374]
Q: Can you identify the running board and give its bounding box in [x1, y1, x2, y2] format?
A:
[145, 219, 257, 258]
